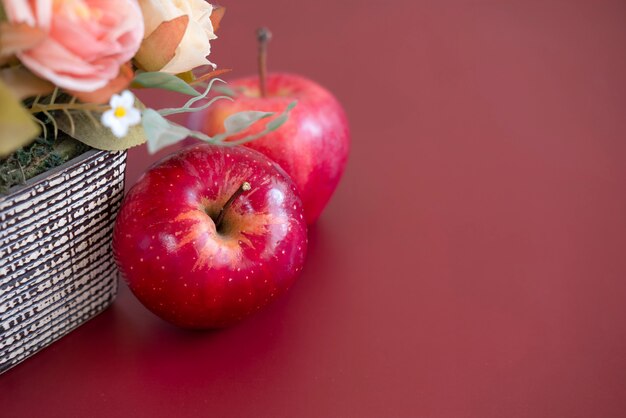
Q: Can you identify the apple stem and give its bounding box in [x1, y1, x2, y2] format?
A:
[256, 27, 272, 98]
[214, 181, 252, 230]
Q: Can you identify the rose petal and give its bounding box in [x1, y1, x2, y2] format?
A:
[34, 0, 52, 30]
[210, 5, 225, 33]
[139, 0, 184, 37]
[68, 63, 134, 104]
[19, 53, 109, 91]
[159, 16, 215, 74]
[50, 16, 122, 61]
[24, 39, 99, 75]
[134, 15, 189, 72]
[2, 1, 36, 26]
[0, 22, 46, 57]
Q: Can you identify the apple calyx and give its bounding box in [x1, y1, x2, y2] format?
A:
[214, 181, 251, 231]
[256, 27, 272, 97]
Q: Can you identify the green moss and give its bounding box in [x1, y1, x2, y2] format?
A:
[0, 121, 91, 194]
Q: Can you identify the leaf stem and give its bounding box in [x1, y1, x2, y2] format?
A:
[29, 103, 110, 114]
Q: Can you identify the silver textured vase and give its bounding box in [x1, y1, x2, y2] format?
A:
[0, 150, 127, 374]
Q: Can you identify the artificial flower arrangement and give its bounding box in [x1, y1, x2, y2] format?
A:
[0, 0, 292, 191]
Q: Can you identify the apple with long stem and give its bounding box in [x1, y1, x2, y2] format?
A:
[188, 28, 350, 224]
[112, 144, 308, 328]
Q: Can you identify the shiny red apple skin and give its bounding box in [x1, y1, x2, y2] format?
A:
[112, 144, 308, 329]
[188, 73, 350, 224]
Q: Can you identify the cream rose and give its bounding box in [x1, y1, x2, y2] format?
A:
[138, 0, 217, 74]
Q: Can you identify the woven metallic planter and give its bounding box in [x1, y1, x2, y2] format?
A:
[0, 150, 127, 374]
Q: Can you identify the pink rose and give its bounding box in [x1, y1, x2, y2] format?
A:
[3, 0, 144, 92]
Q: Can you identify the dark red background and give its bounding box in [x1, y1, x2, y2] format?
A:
[3, 0, 626, 416]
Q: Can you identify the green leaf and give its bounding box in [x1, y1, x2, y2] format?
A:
[132, 72, 199, 96]
[266, 101, 297, 131]
[212, 101, 298, 144]
[143, 109, 191, 154]
[55, 103, 147, 151]
[0, 81, 39, 157]
[223, 111, 273, 134]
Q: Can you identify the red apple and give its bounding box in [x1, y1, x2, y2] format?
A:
[112, 144, 308, 329]
[188, 72, 350, 224]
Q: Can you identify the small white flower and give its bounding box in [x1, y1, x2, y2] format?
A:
[101, 90, 141, 138]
